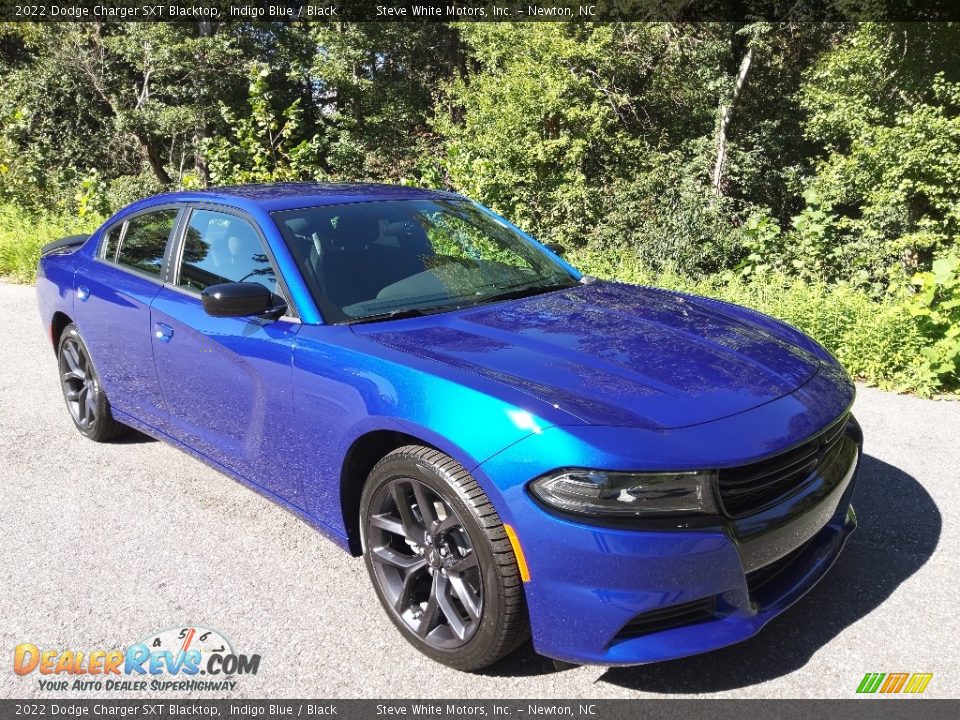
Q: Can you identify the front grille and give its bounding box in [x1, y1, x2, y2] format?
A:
[614, 597, 716, 640]
[717, 413, 849, 517]
[745, 538, 813, 597]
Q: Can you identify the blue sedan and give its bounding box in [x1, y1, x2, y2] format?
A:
[36, 183, 861, 670]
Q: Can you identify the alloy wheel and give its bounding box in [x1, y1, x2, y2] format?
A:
[59, 337, 98, 431]
[366, 477, 483, 649]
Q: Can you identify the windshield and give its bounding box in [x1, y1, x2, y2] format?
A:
[272, 199, 576, 322]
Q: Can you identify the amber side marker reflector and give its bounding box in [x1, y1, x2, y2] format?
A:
[503, 523, 530, 583]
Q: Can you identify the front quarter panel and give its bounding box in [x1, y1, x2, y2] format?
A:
[290, 323, 580, 540]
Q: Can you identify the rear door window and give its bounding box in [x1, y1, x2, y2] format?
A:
[116, 209, 178, 277]
[176, 209, 277, 294]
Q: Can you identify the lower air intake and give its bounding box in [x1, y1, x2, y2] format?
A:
[614, 597, 717, 641]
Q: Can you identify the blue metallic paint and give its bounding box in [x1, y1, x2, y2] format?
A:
[354, 282, 826, 429]
[36, 183, 861, 666]
[72, 259, 168, 429]
[150, 285, 305, 504]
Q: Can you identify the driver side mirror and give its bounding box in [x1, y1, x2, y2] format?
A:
[202, 282, 282, 318]
[544, 242, 566, 256]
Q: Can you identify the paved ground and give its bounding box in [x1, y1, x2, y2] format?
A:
[1, 281, 958, 699]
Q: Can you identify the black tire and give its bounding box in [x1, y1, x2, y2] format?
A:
[57, 324, 128, 442]
[360, 445, 529, 671]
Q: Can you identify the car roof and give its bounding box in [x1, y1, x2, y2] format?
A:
[140, 182, 462, 214]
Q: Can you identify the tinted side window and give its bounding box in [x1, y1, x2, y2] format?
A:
[117, 209, 178, 277]
[177, 209, 277, 293]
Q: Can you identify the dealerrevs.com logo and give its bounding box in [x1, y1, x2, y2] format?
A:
[13, 626, 260, 692]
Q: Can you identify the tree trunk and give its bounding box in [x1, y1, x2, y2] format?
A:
[193, 20, 217, 186]
[712, 45, 753, 198]
[193, 128, 209, 186]
[134, 129, 172, 185]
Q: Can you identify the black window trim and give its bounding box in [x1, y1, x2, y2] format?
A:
[94, 203, 184, 285]
[166, 201, 300, 322]
[98, 221, 126, 264]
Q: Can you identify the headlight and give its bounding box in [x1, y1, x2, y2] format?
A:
[529, 469, 719, 517]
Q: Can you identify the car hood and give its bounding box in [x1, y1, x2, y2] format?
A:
[354, 282, 821, 429]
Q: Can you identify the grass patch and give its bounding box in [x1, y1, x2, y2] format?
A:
[0, 204, 101, 283]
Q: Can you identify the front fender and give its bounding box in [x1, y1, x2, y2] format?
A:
[291, 323, 573, 540]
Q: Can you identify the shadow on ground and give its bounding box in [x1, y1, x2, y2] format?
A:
[479, 645, 558, 678]
[595, 454, 940, 692]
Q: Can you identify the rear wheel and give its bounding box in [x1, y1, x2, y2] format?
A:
[58, 324, 128, 442]
[360, 445, 529, 671]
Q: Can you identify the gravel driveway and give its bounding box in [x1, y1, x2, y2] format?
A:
[1, 280, 958, 699]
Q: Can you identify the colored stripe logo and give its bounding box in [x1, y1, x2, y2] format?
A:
[857, 672, 933, 694]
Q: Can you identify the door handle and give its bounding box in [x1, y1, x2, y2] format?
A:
[77, 285, 90, 302]
[153, 322, 174, 343]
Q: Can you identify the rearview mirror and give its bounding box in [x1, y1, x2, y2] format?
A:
[202, 282, 274, 318]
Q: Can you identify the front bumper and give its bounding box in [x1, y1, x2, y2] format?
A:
[488, 417, 862, 666]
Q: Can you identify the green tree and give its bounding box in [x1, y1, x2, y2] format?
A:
[204, 63, 322, 184]
[308, 23, 462, 182]
[799, 23, 960, 288]
[433, 23, 654, 248]
[0, 22, 246, 209]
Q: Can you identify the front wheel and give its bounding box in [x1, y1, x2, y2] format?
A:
[360, 446, 529, 671]
[57, 324, 128, 442]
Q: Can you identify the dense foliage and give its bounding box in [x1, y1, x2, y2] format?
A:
[1, 21, 958, 394]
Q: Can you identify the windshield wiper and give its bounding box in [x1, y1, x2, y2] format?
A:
[345, 305, 458, 325]
[347, 281, 576, 324]
[474, 280, 577, 305]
